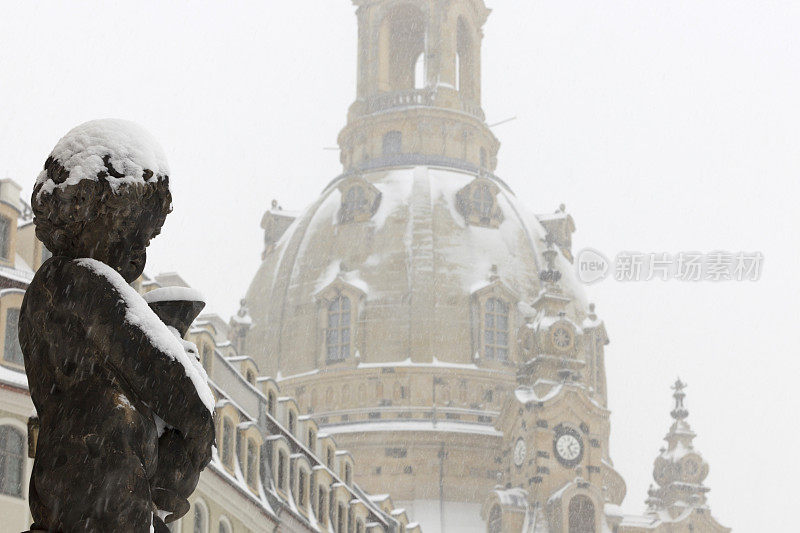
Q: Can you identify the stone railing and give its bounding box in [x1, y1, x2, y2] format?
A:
[365, 88, 437, 114]
[364, 88, 485, 120]
[460, 99, 486, 121]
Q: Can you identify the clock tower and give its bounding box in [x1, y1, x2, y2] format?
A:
[483, 257, 626, 532]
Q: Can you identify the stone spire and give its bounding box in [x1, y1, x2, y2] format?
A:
[646, 379, 712, 519]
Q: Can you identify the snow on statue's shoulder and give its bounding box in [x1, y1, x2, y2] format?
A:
[36, 118, 170, 198]
[75, 258, 215, 414]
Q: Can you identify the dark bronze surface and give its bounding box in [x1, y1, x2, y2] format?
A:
[20, 151, 215, 532]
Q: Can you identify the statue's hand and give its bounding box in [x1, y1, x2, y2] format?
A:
[184, 408, 215, 470]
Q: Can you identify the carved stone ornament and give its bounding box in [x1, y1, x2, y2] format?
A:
[455, 176, 504, 228]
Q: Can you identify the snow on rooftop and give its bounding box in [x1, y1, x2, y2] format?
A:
[514, 383, 564, 404]
[0, 255, 35, 284]
[315, 260, 370, 296]
[36, 119, 169, 199]
[0, 365, 28, 389]
[323, 420, 502, 437]
[371, 168, 415, 230]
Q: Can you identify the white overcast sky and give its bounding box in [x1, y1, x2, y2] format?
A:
[2, 1, 798, 530]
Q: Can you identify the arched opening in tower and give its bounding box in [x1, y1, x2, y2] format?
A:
[568, 495, 596, 533]
[457, 16, 476, 101]
[378, 4, 426, 92]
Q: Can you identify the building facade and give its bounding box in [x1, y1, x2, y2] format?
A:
[240, 1, 730, 532]
[0, 179, 419, 533]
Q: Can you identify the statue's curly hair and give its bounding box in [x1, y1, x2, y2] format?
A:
[31, 155, 172, 257]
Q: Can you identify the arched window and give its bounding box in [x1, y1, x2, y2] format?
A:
[317, 487, 328, 525]
[245, 369, 255, 385]
[382, 130, 402, 156]
[221, 417, 234, 468]
[0, 216, 10, 260]
[484, 298, 509, 361]
[568, 495, 596, 533]
[344, 463, 352, 485]
[307, 428, 316, 450]
[288, 410, 297, 435]
[356, 519, 365, 533]
[192, 500, 208, 533]
[267, 390, 276, 417]
[326, 446, 335, 469]
[217, 519, 231, 533]
[455, 52, 461, 91]
[246, 438, 258, 487]
[326, 296, 351, 362]
[0, 425, 24, 497]
[298, 468, 308, 508]
[277, 449, 288, 492]
[337, 501, 347, 533]
[487, 504, 502, 533]
[3, 308, 23, 366]
[414, 53, 425, 89]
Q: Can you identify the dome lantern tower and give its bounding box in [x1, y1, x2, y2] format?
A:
[338, 0, 500, 173]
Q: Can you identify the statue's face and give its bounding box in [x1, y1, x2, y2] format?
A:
[75, 206, 163, 283]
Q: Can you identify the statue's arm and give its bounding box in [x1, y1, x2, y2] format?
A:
[56, 259, 215, 456]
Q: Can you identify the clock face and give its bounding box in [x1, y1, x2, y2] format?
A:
[553, 428, 583, 466]
[513, 438, 527, 467]
[552, 326, 574, 351]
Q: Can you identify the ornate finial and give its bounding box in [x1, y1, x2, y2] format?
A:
[271, 199, 278, 209]
[670, 378, 689, 421]
[588, 303, 597, 321]
[539, 240, 562, 284]
[489, 264, 499, 281]
[558, 203, 566, 213]
[237, 298, 248, 317]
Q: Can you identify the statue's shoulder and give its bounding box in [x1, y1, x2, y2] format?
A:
[29, 257, 120, 303]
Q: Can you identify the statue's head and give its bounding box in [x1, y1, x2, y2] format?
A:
[32, 119, 172, 282]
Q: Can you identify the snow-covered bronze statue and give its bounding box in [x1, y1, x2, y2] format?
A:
[20, 119, 216, 532]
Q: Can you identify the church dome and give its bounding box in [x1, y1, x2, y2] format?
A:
[244, 164, 589, 378]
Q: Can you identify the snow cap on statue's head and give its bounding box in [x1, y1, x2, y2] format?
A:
[34, 119, 170, 199]
[31, 119, 173, 257]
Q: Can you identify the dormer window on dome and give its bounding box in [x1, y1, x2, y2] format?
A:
[456, 177, 504, 228]
[316, 272, 366, 366]
[484, 298, 509, 361]
[471, 273, 518, 364]
[326, 295, 351, 361]
[337, 176, 381, 224]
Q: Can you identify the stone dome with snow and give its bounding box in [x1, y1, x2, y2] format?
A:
[244, 165, 588, 378]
